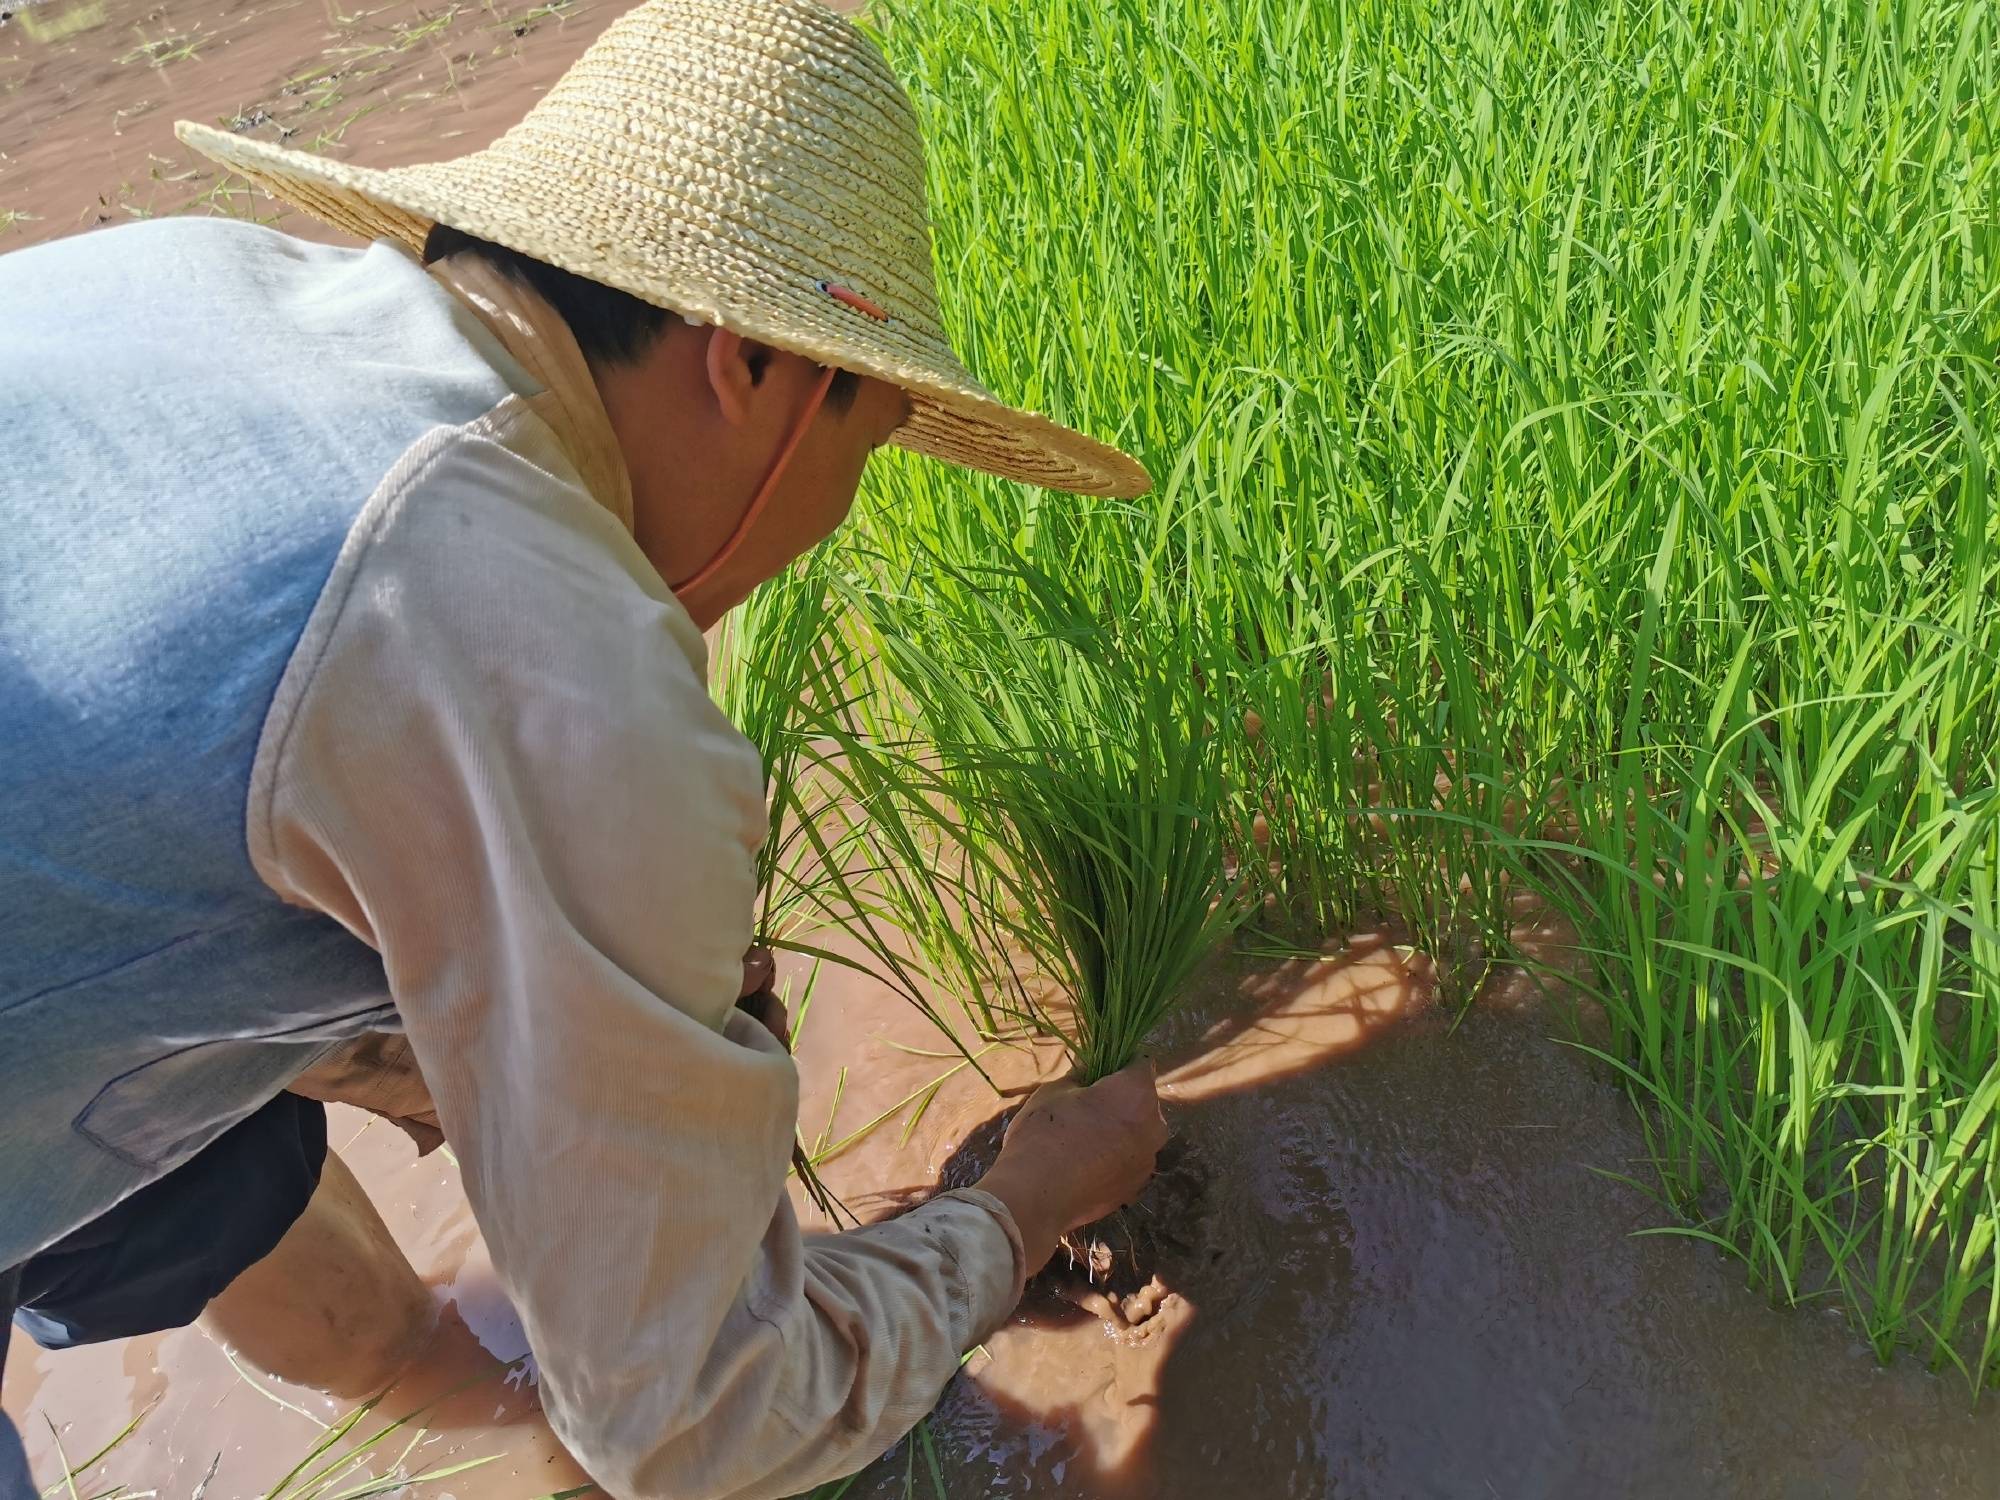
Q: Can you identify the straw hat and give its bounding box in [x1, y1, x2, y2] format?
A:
[176, 0, 1149, 498]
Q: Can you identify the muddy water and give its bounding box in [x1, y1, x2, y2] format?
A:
[6, 1105, 598, 1498]
[850, 944, 2000, 1499]
[12, 936, 2000, 1496]
[0, 0, 621, 246]
[828, 939, 2000, 1499]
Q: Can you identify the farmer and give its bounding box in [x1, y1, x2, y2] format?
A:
[0, 0, 1167, 1493]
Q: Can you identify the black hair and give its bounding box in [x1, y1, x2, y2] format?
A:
[422, 223, 858, 413]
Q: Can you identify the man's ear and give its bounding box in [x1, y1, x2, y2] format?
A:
[703, 328, 773, 427]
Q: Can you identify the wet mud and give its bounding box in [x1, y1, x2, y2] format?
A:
[14, 932, 2000, 1496]
[809, 935, 2000, 1499]
[845, 938, 2000, 1499]
[1, 0, 622, 246]
[935, 1105, 1192, 1324]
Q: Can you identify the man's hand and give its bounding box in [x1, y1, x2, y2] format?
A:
[739, 945, 776, 1001]
[735, 944, 789, 1047]
[972, 1060, 1168, 1272]
[288, 1034, 445, 1156]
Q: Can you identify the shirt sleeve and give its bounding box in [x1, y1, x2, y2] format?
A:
[249, 406, 1027, 1500]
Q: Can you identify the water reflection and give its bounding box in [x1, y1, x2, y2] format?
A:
[14, 929, 2000, 1498]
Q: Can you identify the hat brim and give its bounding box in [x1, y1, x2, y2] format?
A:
[177, 122, 1152, 499]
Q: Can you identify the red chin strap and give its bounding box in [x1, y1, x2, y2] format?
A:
[672, 365, 839, 598]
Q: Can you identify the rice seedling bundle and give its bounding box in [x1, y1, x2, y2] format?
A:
[836, 547, 1246, 1082]
[712, 552, 852, 947]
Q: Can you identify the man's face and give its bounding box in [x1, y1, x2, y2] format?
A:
[732, 369, 911, 584]
[605, 327, 911, 630]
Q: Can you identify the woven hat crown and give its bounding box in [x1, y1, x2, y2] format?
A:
[177, 0, 1149, 496]
[422, 0, 949, 354]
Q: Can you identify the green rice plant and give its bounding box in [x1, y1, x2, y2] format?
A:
[844, 0, 2000, 1385]
[387, 4, 459, 50]
[832, 547, 1249, 1082]
[15, 0, 104, 44]
[792, 1406, 952, 1500]
[482, 0, 573, 34]
[712, 552, 856, 949]
[787, 725, 1040, 1054]
[712, 553, 878, 1221]
[1527, 625, 2000, 1369]
[712, 550, 1018, 1094]
[35, 1404, 151, 1500]
[118, 26, 202, 66]
[29, 1384, 515, 1500]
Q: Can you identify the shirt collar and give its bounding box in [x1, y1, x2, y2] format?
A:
[428, 254, 637, 536]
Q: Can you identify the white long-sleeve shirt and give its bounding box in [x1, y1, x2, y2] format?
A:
[249, 253, 1025, 1498]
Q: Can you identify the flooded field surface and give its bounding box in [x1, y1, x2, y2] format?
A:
[7, 1103, 597, 1497]
[0, 0, 620, 244]
[13, 935, 2000, 1498]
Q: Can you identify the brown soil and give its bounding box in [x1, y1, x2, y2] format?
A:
[15, 928, 2000, 1497]
[0, 0, 623, 246]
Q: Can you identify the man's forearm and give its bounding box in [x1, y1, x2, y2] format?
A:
[552, 1163, 1026, 1500]
[971, 1162, 1063, 1276]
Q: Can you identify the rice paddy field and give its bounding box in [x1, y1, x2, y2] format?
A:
[6, 0, 2000, 1490]
[793, 0, 1998, 1386]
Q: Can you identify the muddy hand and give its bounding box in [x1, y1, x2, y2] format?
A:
[973, 1059, 1170, 1274]
[738, 945, 776, 1001]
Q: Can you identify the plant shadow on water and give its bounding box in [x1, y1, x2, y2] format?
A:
[817, 926, 2000, 1500]
[824, 933, 1488, 1499]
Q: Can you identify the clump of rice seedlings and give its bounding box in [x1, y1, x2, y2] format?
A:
[837, 547, 1249, 1084]
[710, 563, 1024, 1095]
[1151, 384, 1372, 939]
[712, 553, 866, 1221]
[712, 557, 1014, 1213]
[791, 713, 1042, 1054]
[15, 0, 105, 44]
[711, 551, 854, 949]
[1530, 631, 2000, 1371]
[1160, 386, 1534, 993]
